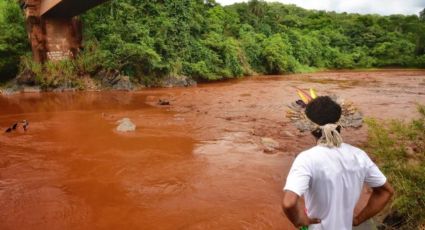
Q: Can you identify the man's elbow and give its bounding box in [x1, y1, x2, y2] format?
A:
[282, 191, 298, 212]
[282, 199, 297, 212]
[382, 182, 394, 198]
[375, 182, 395, 200]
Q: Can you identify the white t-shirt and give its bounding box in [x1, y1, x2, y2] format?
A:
[283, 143, 387, 230]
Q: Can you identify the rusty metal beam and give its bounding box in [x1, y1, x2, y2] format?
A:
[39, 0, 61, 16]
[41, 0, 108, 17]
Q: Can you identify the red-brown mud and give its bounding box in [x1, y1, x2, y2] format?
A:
[0, 70, 424, 230]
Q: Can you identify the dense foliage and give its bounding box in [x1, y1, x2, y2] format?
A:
[1, 0, 425, 84]
[366, 105, 425, 229]
[0, 0, 28, 80]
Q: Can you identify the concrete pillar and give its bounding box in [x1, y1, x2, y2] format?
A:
[21, 0, 82, 63]
[44, 16, 82, 61]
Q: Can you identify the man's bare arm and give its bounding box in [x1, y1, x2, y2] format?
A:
[353, 182, 394, 226]
[282, 190, 321, 228]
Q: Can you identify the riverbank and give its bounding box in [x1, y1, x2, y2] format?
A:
[0, 73, 199, 95]
[1, 68, 424, 95]
[0, 70, 424, 229]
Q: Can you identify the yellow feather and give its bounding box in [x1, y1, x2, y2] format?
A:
[297, 90, 310, 103]
[309, 88, 318, 99]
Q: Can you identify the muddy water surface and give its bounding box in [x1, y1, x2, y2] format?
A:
[1, 70, 424, 230]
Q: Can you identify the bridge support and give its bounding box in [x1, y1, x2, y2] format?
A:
[21, 0, 106, 63]
[21, 0, 82, 63]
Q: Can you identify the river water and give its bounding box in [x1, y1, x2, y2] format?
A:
[0, 70, 424, 229]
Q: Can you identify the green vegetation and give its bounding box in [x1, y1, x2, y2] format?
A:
[82, 0, 425, 82]
[365, 105, 425, 229]
[1, 0, 425, 85]
[19, 55, 85, 89]
[0, 0, 28, 80]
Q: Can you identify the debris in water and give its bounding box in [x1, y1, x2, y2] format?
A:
[261, 137, 279, 153]
[4, 120, 29, 133]
[158, 99, 170, 106]
[22, 120, 29, 131]
[116, 118, 136, 132]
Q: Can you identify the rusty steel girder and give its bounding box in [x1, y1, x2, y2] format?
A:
[21, 0, 107, 63]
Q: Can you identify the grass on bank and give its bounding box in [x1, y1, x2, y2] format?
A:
[365, 105, 425, 230]
[19, 57, 80, 89]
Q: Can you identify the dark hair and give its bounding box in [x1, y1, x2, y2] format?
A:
[305, 96, 342, 126]
[311, 126, 342, 139]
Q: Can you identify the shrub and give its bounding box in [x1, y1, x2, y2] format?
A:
[365, 105, 425, 229]
[183, 61, 217, 81]
[261, 34, 300, 74]
[74, 40, 107, 75]
[19, 55, 83, 89]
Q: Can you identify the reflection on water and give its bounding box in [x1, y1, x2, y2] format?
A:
[0, 92, 199, 229]
[0, 91, 292, 230]
[0, 92, 150, 115]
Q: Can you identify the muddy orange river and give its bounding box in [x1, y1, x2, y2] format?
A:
[0, 70, 424, 230]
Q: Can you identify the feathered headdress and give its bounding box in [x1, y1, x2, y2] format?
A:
[286, 88, 363, 133]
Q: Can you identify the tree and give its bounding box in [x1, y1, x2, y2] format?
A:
[261, 34, 300, 74]
[2, 0, 425, 84]
[0, 0, 29, 81]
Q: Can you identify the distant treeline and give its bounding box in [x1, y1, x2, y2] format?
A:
[1, 0, 425, 84]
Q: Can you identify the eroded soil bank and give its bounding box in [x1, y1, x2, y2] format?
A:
[0, 70, 424, 230]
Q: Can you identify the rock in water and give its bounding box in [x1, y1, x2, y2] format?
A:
[158, 99, 170, 105]
[261, 137, 279, 148]
[116, 118, 136, 132]
[261, 137, 279, 153]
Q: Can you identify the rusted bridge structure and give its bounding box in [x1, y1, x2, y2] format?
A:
[21, 0, 107, 63]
